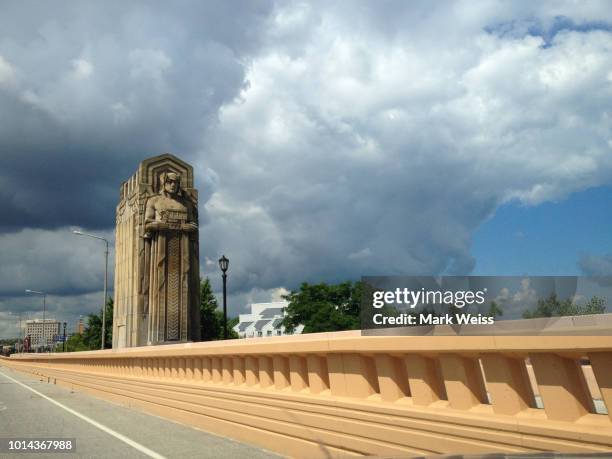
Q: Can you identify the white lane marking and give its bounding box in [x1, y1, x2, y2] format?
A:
[0, 369, 166, 459]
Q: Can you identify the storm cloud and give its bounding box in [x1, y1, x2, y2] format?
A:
[1, 1, 612, 337]
[0, 0, 273, 231]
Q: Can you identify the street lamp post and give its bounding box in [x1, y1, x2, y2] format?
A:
[25, 289, 46, 351]
[62, 322, 67, 352]
[5, 311, 22, 353]
[73, 230, 109, 350]
[17, 312, 24, 353]
[218, 255, 229, 340]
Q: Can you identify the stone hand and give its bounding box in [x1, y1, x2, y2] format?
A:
[181, 222, 198, 232]
[145, 221, 169, 231]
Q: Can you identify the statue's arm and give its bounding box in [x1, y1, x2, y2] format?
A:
[144, 198, 168, 232]
[181, 221, 198, 232]
[144, 198, 156, 223]
[181, 198, 198, 232]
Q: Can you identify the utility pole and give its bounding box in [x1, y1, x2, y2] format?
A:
[73, 231, 109, 349]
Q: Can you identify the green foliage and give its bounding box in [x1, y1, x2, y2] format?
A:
[523, 294, 606, 319]
[200, 277, 221, 341]
[448, 304, 468, 318]
[54, 298, 113, 352]
[227, 317, 239, 339]
[199, 277, 238, 340]
[58, 333, 89, 352]
[222, 318, 238, 339]
[282, 281, 362, 333]
[487, 301, 503, 318]
[82, 297, 113, 349]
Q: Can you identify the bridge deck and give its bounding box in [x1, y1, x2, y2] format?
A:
[0, 367, 282, 459]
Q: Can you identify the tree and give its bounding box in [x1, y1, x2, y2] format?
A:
[487, 301, 503, 318]
[200, 277, 221, 341]
[59, 298, 113, 352]
[282, 281, 362, 333]
[581, 296, 607, 315]
[199, 277, 238, 340]
[60, 333, 89, 352]
[523, 294, 606, 319]
[83, 297, 113, 349]
[227, 317, 239, 339]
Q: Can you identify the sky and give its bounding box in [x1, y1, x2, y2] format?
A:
[1, 0, 611, 338]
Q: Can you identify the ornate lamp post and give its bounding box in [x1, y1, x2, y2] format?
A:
[218, 255, 229, 339]
[73, 230, 109, 350]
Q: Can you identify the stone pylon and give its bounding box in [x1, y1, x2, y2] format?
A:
[113, 153, 201, 348]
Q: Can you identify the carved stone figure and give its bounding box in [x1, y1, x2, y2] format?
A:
[113, 154, 201, 348]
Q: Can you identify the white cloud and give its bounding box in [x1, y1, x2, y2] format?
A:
[0, 55, 16, 88]
[492, 278, 539, 316]
[222, 286, 291, 317]
[270, 287, 290, 302]
[71, 58, 93, 79]
[199, 3, 612, 292]
[348, 248, 372, 261]
[580, 254, 612, 276]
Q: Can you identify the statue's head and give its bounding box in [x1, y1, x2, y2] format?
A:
[160, 171, 181, 196]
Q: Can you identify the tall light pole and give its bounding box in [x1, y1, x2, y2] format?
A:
[73, 230, 109, 350]
[25, 289, 46, 352]
[5, 311, 22, 352]
[218, 255, 229, 340]
[18, 312, 22, 353]
[16, 311, 23, 353]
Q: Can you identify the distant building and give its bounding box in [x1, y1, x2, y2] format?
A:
[233, 301, 304, 338]
[25, 319, 61, 349]
[76, 317, 85, 335]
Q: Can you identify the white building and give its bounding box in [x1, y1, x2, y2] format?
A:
[233, 301, 304, 338]
[25, 319, 61, 348]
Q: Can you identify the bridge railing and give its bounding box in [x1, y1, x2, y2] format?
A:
[2, 330, 612, 457]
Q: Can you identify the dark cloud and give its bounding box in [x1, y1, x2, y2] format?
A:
[0, 0, 274, 231]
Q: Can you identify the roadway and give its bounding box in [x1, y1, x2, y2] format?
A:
[0, 367, 283, 459]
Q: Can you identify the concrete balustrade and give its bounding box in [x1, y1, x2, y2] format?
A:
[2, 331, 612, 458]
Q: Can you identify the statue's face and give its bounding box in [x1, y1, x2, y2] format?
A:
[164, 179, 178, 194]
[164, 176, 179, 195]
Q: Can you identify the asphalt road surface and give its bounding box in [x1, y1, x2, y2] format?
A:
[0, 367, 283, 459]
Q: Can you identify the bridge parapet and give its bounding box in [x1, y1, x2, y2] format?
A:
[2, 331, 612, 457]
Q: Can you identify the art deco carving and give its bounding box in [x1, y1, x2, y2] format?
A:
[113, 154, 200, 348]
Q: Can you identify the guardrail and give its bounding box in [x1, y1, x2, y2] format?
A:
[2, 330, 612, 457]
